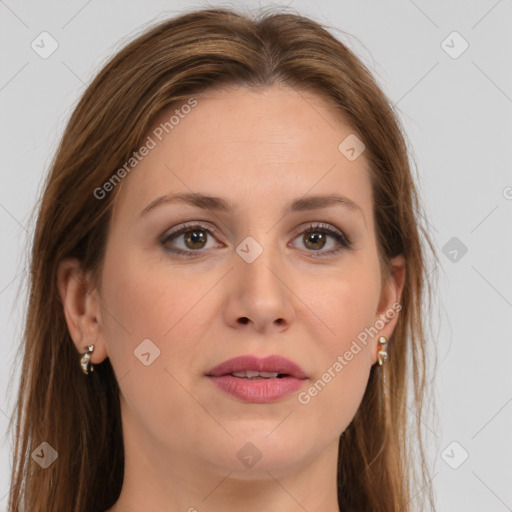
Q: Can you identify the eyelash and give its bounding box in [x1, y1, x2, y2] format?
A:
[160, 221, 352, 257]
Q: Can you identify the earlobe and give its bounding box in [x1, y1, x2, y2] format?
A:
[57, 258, 107, 364]
[372, 255, 406, 365]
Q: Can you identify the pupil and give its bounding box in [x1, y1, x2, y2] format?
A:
[185, 230, 206, 249]
[305, 232, 325, 250]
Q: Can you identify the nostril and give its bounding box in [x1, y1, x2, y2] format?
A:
[239, 317, 250, 324]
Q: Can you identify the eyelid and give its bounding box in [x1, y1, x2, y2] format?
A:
[292, 221, 343, 239]
[160, 220, 220, 242]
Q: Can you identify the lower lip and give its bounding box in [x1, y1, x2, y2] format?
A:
[207, 375, 306, 403]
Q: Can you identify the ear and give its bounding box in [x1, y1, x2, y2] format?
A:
[370, 255, 406, 365]
[57, 258, 108, 365]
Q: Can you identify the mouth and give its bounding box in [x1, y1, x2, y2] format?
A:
[206, 355, 308, 403]
[229, 370, 290, 380]
[206, 354, 307, 379]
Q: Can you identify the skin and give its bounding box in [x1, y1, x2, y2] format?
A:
[58, 84, 405, 512]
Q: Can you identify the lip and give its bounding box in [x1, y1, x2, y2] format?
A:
[206, 355, 308, 403]
[207, 355, 307, 379]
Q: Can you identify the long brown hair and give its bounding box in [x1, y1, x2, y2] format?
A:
[8, 6, 438, 512]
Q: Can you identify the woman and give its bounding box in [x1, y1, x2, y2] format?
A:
[7, 6, 437, 512]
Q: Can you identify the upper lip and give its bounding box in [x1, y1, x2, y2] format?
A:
[206, 355, 308, 379]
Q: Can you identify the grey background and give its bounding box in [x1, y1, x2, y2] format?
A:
[1, 1, 511, 510]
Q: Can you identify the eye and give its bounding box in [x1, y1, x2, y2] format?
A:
[290, 222, 352, 256]
[160, 221, 352, 257]
[160, 222, 222, 255]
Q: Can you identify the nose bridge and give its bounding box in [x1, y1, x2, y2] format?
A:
[236, 236, 285, 301]
[226, 233, 295, 331]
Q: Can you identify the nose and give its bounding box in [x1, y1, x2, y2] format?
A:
[222, 244, 295, 334]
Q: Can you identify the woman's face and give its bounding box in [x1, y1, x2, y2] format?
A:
[82, 84, 404, 481]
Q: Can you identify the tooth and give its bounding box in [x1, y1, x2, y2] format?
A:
[230, 370, 280, 379]
[259, 371, 279, 378]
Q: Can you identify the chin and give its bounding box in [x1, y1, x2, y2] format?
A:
[201, 429, 317, 476]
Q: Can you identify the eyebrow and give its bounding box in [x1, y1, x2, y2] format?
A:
[139, 192, 365, 221]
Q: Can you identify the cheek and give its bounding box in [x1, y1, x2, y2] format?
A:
[296, 274, 378, 435]
[97, 245, 214, 375]
[310, 263, 381, 349]
[100, 245, 207, 336]
[97, 250, 212, 439]
[298, 259, 381, 423]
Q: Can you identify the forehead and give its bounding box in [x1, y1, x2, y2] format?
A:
[112, 84, 373, 224]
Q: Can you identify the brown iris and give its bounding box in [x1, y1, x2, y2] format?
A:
[184, 229, 207, 250]
[303, 231, 326, 250]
